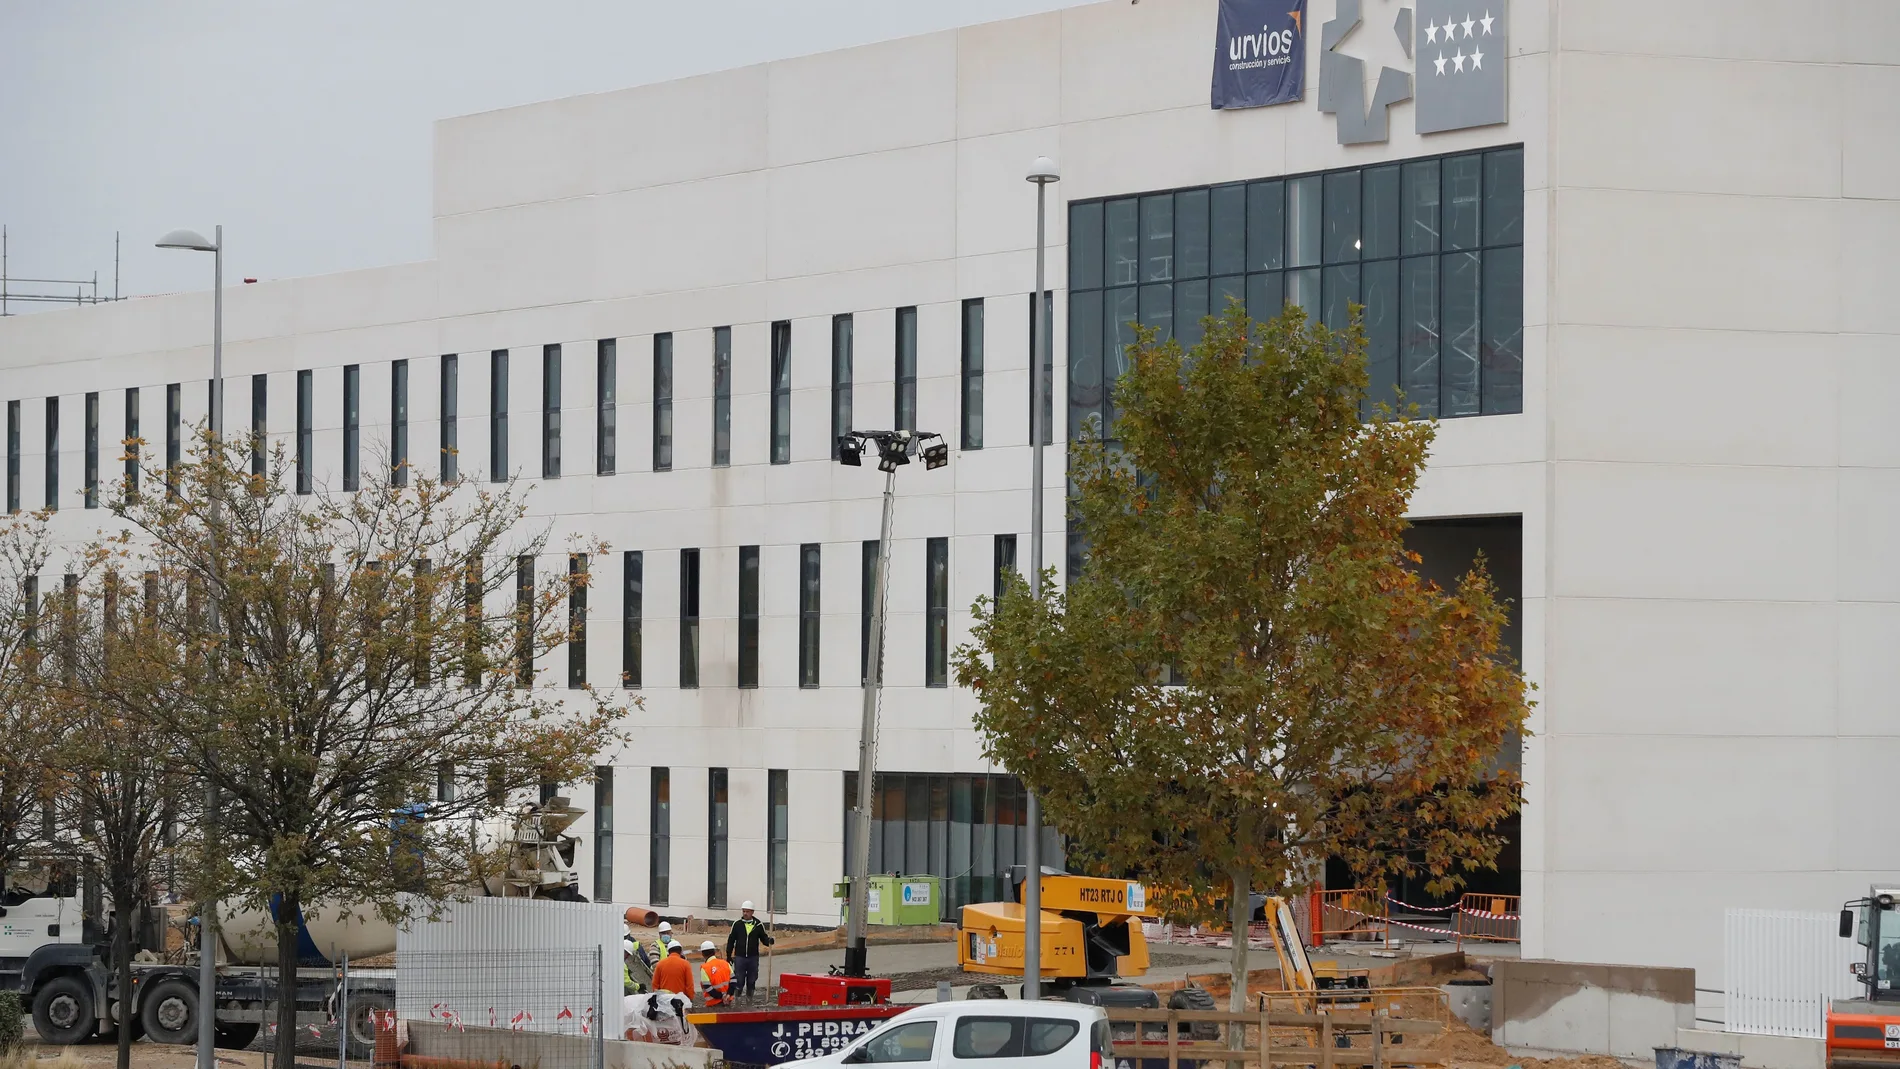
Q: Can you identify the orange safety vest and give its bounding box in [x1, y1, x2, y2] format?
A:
[699, 956, 734, 1004]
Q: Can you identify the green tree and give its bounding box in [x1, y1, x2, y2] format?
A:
[0, 512, 60, 898]
[90, 436, 628, 1067]
[955, 305, 1529, 1011]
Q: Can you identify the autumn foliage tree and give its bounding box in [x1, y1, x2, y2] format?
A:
[87, 436, 628, 1065]
[954, 305, 1530, 1010]
[0, 512, 59, 894]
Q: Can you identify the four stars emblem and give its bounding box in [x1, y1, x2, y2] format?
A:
[1426, 9, 1495, 75]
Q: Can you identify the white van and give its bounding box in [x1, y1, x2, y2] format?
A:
[776, 1001, 1110, 1069]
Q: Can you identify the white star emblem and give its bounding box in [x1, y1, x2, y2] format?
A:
[1433, 51, 1447, 74]
[1479, 10, 1495, 34]
[1462, 14, 1476, 37]
[1423, 19, 1438, 43]
[1469, 47, 1484, 69]
[1451, 48, 1466, 71]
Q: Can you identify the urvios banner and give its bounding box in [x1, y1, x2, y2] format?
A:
[1211, 0, 1307, 110]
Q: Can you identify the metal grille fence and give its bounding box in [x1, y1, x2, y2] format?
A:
[396, 948, 604, 1069]
[1723, 908, 1862, 1039]
[396, 895, 625, 1040]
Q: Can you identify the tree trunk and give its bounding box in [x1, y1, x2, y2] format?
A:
[114, 877, 135, 1069]
[275, 892, 302, 1069]
[1228, 865, 1251, 1069]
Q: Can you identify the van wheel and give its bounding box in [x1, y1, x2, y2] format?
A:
[32, 975, 97, 1045]
[139, 978, 199, 1045]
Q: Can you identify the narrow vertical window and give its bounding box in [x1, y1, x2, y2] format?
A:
[121, 391, 138, 498]
[295, 372, 312, 495]
[596, 339, 617, 475]
[542, 343, 562, 478]
[436, 761, 457, 803]
[83, 392, 98, 509]
[798, 543, 821, 688]
[342, 364, 361, 491]
[712, 327, 732, 467]
[770, 320, 792, 464]
[166, 384, 181, 499]
[514, 554, 534, 688]
[738, 545, 760, 688]
[621, 550, 642, 688]
[462, 556, 483, 688]
[567, 553, 587, 689]
[653, 334, 673, 472]
[993, 533, 1017, 606]
[44, 398, 58, 511]
[593, 766, 614, 902]
[250, 374, 267, 477]
[768, 769, 789, 914]
[6, 401, 18, 513]
[925, 536, 948, 687]
[894, 307, 918, 432]
[440, 354, 459, 482]
[490, 349, 510, 481]
[679, 548, 699, 688]
[831, 314, 854, 444]
[860, 539, 878, 685]
[708, 768, 729, 909]
[649, 768, 671, 906]
[961, 299, 984, 450]
[1029, 291, 1053, 445]
[391, 359, 409, 486]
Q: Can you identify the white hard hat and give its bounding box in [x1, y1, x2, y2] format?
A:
[657, 921, 672, 933]
[700, 940, 717, 952]
[741, 900, 755, 911]
[622, 937, 636, 955]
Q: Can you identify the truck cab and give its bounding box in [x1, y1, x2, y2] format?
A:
[1828, 888, 1900, 1068]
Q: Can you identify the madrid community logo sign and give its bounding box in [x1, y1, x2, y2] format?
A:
[1211, 0, 1508, 145]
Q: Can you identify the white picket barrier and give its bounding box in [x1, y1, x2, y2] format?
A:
[1723, 908, 1862, 1038]
[396, 896, 625, 1041]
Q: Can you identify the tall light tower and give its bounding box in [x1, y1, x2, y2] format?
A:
[1022, 155, 1059, 1001]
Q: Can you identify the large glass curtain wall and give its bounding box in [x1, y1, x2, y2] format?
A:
[842, 772, 1064, 921]
[1067, 146, 1524, 438]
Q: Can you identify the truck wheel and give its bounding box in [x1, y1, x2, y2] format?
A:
[139, 978, 199, 1045]
[345, 993, 395, 1058]
[215, 1022, 260, 1049]
[32, 974, 97, 1045]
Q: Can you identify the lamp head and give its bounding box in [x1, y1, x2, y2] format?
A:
[875, 432, 913, 474]
[1026, 156, 1061, 185]
[919, 434, 949, 471]
[836, 435, 863, 466]
[155, 228, 218, 253]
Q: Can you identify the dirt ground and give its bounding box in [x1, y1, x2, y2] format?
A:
[1434, 1019, 1636, 1069]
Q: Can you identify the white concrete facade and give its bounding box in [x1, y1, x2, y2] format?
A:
[1, 0, 1895, 983]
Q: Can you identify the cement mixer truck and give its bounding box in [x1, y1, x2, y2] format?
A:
[0, 796, 587, 1052]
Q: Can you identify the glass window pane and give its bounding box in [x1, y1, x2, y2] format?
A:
[1287, 175, 1322, 268]
[1441, 251, 1482, 416]
[1322, 265, 1359, 332]
[1444, 154, 1483, 251]
[1246, 180, 1284, 271]
[1138, 283, 1173, 343]
[1402, 160, 1441, 255]
[1362, 259, 1400, 417]
[1363, 165, 1401, 260]
[1140, 194, 1174, 282]
[1174, 279, 1209, 350]
[1484, 148, 1524, 247]
[1069, 201, 1103, 291]
[1175, 189, 1210, 279]
[1068, 290, 1103, 441]
[1400, 256, 1440, 416]
[1481, 246, 1524, 414]
[1246, 272, 1282, 329]
[1210, 184, 1247, 276]
[1026, 1020, 1081, 1057]
[1211, 275, 1246, 325]
[1287, 267, 1321, 322]
[1104, 287, 1138, 433]
[1105, 198, 1139, 286]
[1322, 170, 1360, 263]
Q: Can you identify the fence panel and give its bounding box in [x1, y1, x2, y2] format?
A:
[396, 896, 625, 1040]
[1723, 908, 1861, 1039]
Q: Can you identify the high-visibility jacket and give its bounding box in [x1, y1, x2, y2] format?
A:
[698, 956, 734, 1005]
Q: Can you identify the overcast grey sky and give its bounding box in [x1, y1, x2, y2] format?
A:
[0, 0, 1091, 305]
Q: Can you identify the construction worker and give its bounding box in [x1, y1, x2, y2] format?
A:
[724, 900, 775, 999]
[650, 942, 697, 1000]
[697, 941, 733, 1006]
[623, 937, 652, 995]
[648, 920, 678, 964]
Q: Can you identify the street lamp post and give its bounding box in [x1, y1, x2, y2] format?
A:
[155, 225, 222, 1069]
[1022, 155, 1059, 1002]
[836, 429, 948, 978]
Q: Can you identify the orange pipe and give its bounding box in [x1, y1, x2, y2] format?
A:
[623, 905, 660, 928]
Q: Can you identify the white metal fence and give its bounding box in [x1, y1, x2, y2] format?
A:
[1723, 908, 1862, 1038]
[396, 896, 625, 1041]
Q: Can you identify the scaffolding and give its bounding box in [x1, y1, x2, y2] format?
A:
[1, 226, 123, 314]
